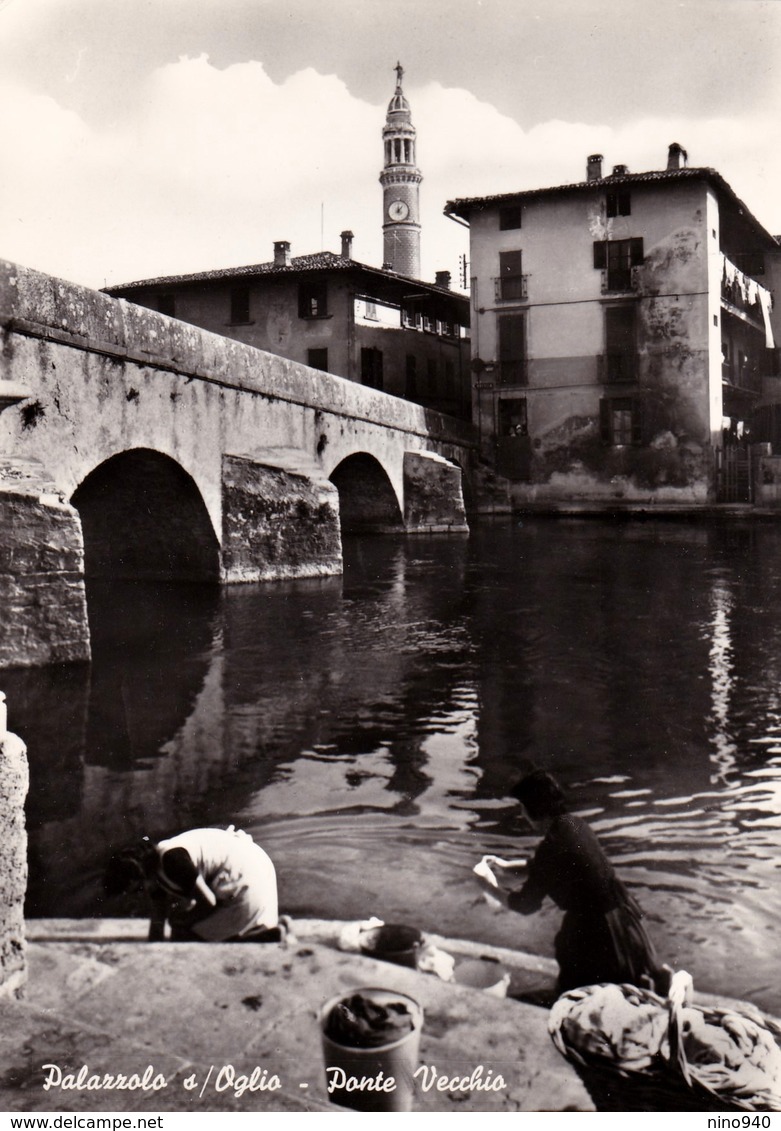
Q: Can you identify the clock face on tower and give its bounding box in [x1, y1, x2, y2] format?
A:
[388, 199, 410, 221]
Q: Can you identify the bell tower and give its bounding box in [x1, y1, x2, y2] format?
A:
[380, 62, 422, 278]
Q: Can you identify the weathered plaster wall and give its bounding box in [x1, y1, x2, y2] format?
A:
[122, 277, 472, 418]
[128, 276, 355, 379]
[755, 454, 781, 506]
[517, 224, 711, 504]
[469, 180, 715, 505]
[0, 725, 28, 999]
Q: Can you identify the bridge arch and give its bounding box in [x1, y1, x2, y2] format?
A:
[329, 453, 404, 534]
[71, 448, 220, 581]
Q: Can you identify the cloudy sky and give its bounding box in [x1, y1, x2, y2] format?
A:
[1, 0, 780, 290]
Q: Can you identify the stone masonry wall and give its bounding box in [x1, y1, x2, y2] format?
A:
[0, 458, 90, 667]
[403, 451, 469, 532]
[222, 452, 342, 582]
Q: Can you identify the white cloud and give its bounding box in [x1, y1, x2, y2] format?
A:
[1, 56, 780, 292]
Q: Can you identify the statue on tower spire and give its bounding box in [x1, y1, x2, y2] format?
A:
[395, 61, 404, 88]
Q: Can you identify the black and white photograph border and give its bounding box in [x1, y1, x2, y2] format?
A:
[1, 0, 781, 1118]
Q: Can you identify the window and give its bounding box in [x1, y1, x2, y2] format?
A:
[230, 285, 250, 324]
[298, 280, 328, 318]
[498, 398, 528, 436]
[405, 354, 418, 397]
[732, 251, 765, 278]
[361, 347, 383, 390]
[427, 358, 438, 395]
[498, 313, 526, 385]
[499, 205, 522, 230]
[402, 304, 422, 328]
[593, 238, 643, 291]
[604, 305, 637, 382]
[307, 348, 328, 372]
[498, 250, 525, 300]
[600, 397, 643, 446]
[606, 189, 631, 217]
[156, 294, 176, 317]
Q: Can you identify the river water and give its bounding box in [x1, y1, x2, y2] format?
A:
[8, 518, 781, 1014]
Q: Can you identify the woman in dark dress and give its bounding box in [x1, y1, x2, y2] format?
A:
[477, 770, 669, 995]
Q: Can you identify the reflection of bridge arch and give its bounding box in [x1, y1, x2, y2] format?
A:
[330, 453, 404, 534]
[72, 448, 220, 581]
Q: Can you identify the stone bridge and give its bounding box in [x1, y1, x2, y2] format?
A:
[0, 259, 476, 668]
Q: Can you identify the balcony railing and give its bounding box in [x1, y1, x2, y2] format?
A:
[494, 275, 529, 302]
[722, 358, 762, 394]
[600, 267, 640, 294]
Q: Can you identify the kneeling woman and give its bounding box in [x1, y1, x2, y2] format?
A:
[104, 825, 283, 943]
[477, 771, 668, 994]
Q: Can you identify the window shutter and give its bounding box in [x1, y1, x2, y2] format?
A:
[630, 238, 644, 266]
[498, 314, 525, 361]
[593, 242, 607, 269]
[631, 397, 644, 445]
[500, 250, 523, 277]
[599, 398, 611, 444]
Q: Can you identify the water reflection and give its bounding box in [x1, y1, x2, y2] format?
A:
[14, 520, 781, 1014]
[707, 574, 738, 783]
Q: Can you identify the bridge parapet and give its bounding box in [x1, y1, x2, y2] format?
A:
[0, 259, 475, 449]
[0, 258, 475, 668]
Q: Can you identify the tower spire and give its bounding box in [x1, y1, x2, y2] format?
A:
[380, 63, 422, 278]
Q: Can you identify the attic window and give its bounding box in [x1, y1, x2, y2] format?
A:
[499, 206, 522, 230]
[606, 190, 631, 217]
[299, 280, 328, 318]
[230, 285, 250, 324]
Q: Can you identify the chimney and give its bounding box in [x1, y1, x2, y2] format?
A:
[667, 142, 688, 171]
[612, 164, 629, 176]
[273, 240, 291, 267]
[435, 270, 451, 290]
[340, 230, 354, 258]
[587, 154, 603, 182]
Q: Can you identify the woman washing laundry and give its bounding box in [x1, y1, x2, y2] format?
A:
[475, 770, 670, 995]
[104, 825, 286, 943]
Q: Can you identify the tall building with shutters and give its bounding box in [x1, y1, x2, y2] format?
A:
[446, 146, 781, 507]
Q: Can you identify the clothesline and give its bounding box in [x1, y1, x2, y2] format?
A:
[722, 254, 775, 348]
